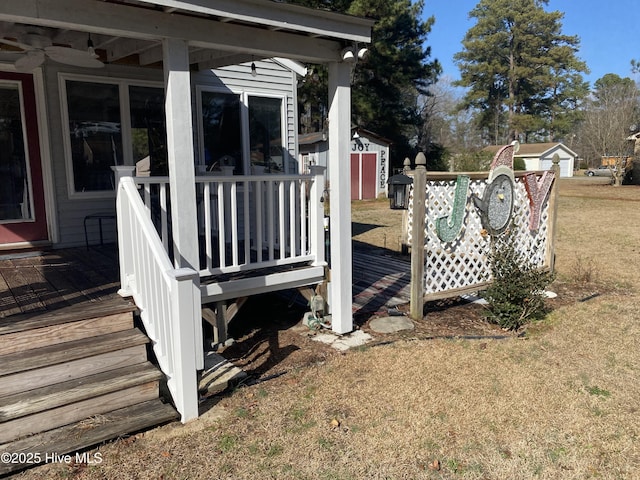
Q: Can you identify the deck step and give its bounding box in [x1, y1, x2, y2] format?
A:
[0, 328, 149, 377]
[0, 366, 163, 444]
[0, 309, 135, 356]
[0, 344, 149, 397]
[0, 399, 179, 476]
[0, 362, 162, 422]
[0, 297, 136, 335]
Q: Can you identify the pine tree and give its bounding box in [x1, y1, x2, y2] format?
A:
[454, 0, 588, 144]
[294, 0, 440, 167]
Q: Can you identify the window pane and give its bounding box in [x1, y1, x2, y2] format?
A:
[66, 80, 122, 191]
[201, 91, 242, 174]
[0, 85, 32, 221]
[249, 96, 283, 173]
[130, 86, 167, 176]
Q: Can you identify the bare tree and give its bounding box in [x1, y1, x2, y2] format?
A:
[578, 74, 639, 186]
[418, 76, 484, 161]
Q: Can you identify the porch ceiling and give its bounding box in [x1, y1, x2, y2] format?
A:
[0, 0, 373, 70]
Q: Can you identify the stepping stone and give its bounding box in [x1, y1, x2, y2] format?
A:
[199, 352, 247, 397]
[369, 316, 415, 333]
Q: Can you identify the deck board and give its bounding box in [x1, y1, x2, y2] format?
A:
[352, 246, 411, 319]
[0, 262, 46, 314]
[0, 244, 412, 325]
[0, 246, 120, 319]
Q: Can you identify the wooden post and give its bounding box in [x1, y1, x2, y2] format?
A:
[327, 60, 353, 334]
[162, 38, 199, 272]
[410, 152, 426, 320]
[547, 154, 561, 272]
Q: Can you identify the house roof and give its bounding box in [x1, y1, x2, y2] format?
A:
[483, 142, 578, 158]
[0, 0, 374, 69]
[299, 128, 392, 147]
[352, 127, 392, 145]
[299, 132, 327, 145]
[272, 58, 307, 77]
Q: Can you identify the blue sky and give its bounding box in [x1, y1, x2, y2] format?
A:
[421, 0, 639, 88]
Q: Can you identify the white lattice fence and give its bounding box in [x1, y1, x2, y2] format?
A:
[405, 171, 554, 301]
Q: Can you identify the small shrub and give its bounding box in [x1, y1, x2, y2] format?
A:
[483, 229, 555, 330]
[569, 254, 599, 284]
[513, 157, 526, 170]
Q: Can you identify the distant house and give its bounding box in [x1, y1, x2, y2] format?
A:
[483, 142, 577, 177]
[299, 127, 391, 199]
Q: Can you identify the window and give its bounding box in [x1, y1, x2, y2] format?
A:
[0, 84, 33, 222]
[62, 77, 167, 195]
[65, 80, 122, 192]
[198, 89, 289, 175]
[248, 96, 283, 173]
[129, 86, 167, 176]
[301, 153, 316, 175]
[200, 91, 243, 174]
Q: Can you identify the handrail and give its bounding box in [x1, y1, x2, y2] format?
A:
[133, 171, 326, 277]
[116, 176, 201, 423]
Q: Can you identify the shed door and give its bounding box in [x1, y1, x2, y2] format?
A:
[0, 72, 48, 246]
[361, 153, 377, 199]
[350, 152, 378, 200]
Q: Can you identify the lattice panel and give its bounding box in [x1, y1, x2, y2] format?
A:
[405, 173, 552, 299]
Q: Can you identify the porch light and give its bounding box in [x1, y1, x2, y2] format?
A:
[387, 173, 413, 210]
[251, 62, 257, 76]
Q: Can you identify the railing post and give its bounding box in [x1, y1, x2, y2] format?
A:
[410, 152, 427, 320]
[309, 165, 326, 266]
[112, 165, 136, 187]
[114, 172, 135, 298]
[167, 267, 201, 423]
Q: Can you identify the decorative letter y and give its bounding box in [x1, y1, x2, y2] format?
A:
[523, 171, 555, 231]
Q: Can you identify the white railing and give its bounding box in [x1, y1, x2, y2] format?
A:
[133, 167, 326, 277]
[116, 176, 201, 423]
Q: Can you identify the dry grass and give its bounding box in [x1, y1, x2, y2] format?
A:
[351, 197, 405, 253]
[15, 177, 640, 480]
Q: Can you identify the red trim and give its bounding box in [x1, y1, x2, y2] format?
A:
[0, 72, 48, 244]
[350, 153, 359, 200]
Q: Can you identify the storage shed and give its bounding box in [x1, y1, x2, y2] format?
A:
[298, 127, 391, 199]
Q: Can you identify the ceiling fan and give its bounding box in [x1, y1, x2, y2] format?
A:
[0, 31, 104, 71]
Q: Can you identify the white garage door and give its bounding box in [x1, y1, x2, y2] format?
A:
[540, 158, 572, 177]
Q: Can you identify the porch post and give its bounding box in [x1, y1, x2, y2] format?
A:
[162, 38, 204, 372]
[162, 38, 199, 271]
[327, 61, 353, 334]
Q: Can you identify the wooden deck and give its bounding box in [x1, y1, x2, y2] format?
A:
[352, 244, 411, 320]
[0, 246, 122, 319]
[0, 244, 412, 323]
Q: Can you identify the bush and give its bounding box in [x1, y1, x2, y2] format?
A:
[453, 150, 493, 172]
[513, 157, 526, 170]
[483, 229, 555, 330]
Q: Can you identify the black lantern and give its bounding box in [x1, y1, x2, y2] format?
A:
[387, 174, 413, 210]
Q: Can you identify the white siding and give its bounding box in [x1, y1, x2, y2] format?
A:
[42, 59, 301, 248]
